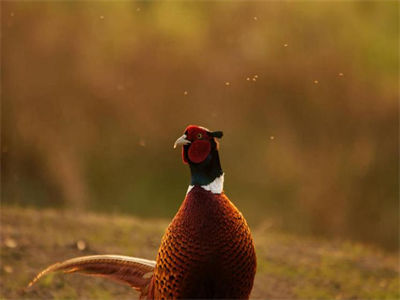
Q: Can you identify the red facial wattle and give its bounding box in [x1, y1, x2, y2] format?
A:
[188, 140, 211, 163]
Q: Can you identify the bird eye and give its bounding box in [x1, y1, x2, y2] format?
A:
[197, 133, 203, 139]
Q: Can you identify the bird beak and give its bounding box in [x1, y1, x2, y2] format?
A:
[174, 134, 191, 149]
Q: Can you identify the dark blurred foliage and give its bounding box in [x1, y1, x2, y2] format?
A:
[1, 1, 398, 250]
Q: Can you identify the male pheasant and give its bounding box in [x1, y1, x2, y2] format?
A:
[28, 125, 257, 299]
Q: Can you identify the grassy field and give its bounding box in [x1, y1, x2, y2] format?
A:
[1, 206, 398, 299]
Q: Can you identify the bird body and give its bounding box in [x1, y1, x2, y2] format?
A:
[151, 185, 255, 299]
[29, 125, 256, 299]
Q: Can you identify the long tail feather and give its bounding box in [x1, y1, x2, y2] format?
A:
[28, 254, 156, 294]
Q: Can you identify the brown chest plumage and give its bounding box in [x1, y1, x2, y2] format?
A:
[149, 186, 256, 299]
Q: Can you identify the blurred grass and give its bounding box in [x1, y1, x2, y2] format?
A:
[1, 206, 399, 299]
[1, 1, 398, 251]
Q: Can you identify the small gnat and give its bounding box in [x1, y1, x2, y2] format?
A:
[225, 82, 230, 86]
[269, 136, 275, 140]
[248, 74, 258, 82]
[139, 139, 146, 147]
[313, 80, 319, 84]
[183, 91, 188, 95]
[338, 72, 344, 77]
[283, 43, 288, 47]
[99, 15, 105, 20]
[253, 16, 258, 21]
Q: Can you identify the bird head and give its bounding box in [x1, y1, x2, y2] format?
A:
[174, 125, 223, 165]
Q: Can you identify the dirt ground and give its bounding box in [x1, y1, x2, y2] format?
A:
[1, 206, 398, 299]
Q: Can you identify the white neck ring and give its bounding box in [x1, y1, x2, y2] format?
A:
[186, 173, 224, 194]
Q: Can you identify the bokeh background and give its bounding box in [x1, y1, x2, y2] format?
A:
[2, 1, 398, 254]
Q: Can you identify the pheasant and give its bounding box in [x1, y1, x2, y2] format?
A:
[28, 125, 257, 299]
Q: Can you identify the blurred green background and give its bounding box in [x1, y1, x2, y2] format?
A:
[2, 1, 398, 251]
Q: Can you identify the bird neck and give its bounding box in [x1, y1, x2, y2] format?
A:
[189, 150, 223, 187]
[187, 174, 224, 194]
